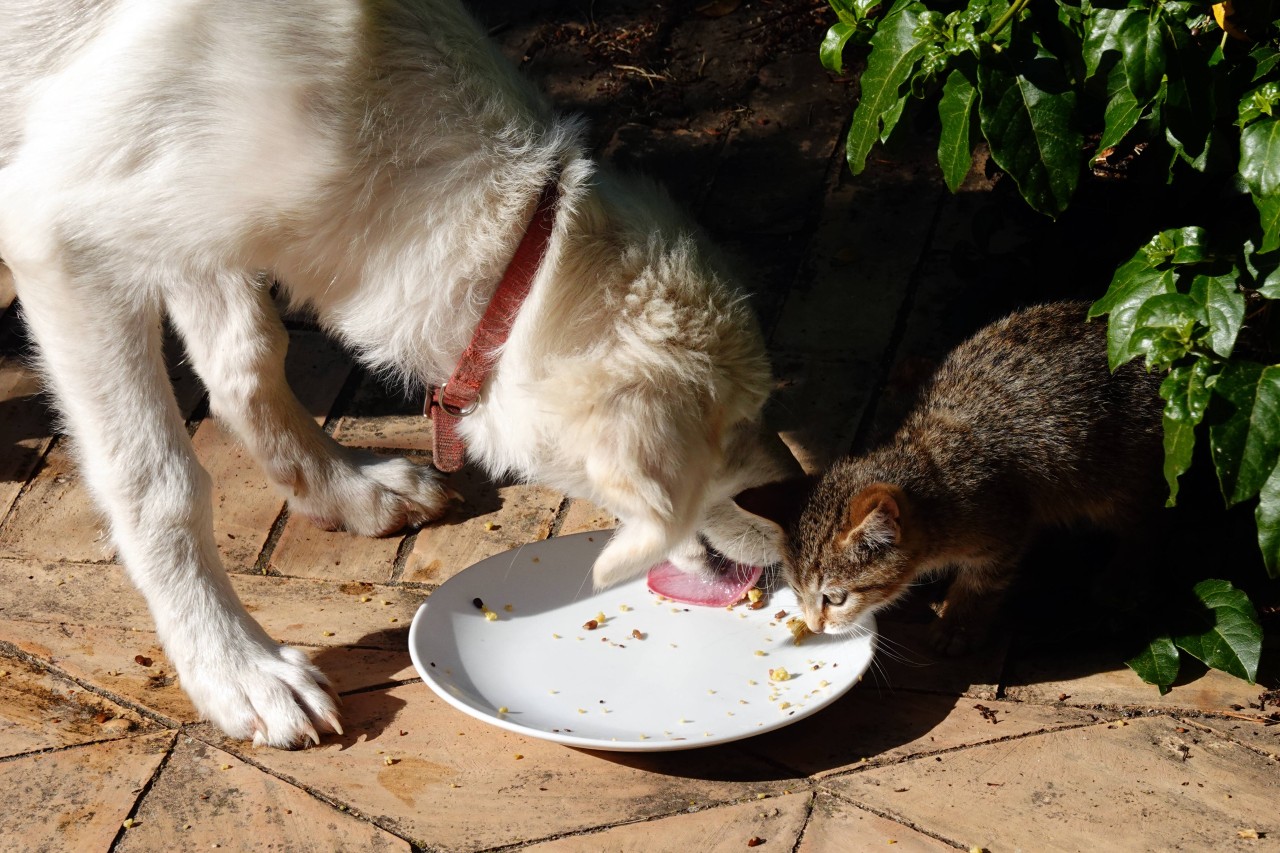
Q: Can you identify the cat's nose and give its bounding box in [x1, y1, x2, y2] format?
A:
[804, 612, 824, 634]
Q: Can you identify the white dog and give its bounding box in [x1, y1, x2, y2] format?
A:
[0, 0, 796, 747]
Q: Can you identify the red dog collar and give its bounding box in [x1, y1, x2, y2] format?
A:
[426, 174, 562, 472]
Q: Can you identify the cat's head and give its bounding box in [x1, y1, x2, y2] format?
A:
[740, 477, 917, 635]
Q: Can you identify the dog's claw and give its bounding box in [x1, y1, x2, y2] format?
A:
[445, 486, 465, 504]
[303, 723, 321, 747]
[323, 711, 344, 737]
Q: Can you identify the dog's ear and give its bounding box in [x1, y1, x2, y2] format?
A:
[732, 475, 818, 535]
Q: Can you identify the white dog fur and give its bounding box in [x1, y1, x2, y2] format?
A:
[0, 0, 796, 747]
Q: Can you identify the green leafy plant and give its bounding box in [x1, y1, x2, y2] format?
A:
[822, 0, 1278, 691]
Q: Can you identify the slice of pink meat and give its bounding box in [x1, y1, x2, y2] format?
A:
[645, 559, 764, 607]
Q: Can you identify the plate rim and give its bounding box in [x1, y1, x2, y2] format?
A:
[407, 530, 877, 752]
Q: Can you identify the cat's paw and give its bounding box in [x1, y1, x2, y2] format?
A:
[177, 634, 342, 748]
[293, 451, 459, 537]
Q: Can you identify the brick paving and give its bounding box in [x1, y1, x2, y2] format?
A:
[1, 1, 1277, 851]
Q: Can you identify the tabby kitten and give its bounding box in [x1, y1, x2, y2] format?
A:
[784, 302, 1164, 653]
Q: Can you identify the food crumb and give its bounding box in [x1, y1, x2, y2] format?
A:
[122, 818, 135, 829]
[513, 754, 523, 760]
[483, 521, 496, 531]
[619, 604, 632, 612]
[773, 609, 787, 619]
[769, 667, 791, 682]
[497, 706, 509, 714]
[595, 611, 607, 623]
[360, 596, 371, 602]
[753, 650, 766, 657]
[322, 631, 334, 637]
[747, 837, 763, 848]
[219, 764, 231, 771]
[551, 633, 561, 639]
[785, 617, 811, 645]
[583, 619, 599, 630]
[577, 708, 587, 714]
[631, 629, 645, 640]
[818, 680, 830, 688]
[503, 604, 513, 612]
[383, 756, 398, 766]
[472, 598, 484, 609]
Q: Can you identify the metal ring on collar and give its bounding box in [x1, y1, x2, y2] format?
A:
[437, 382, 479, 417]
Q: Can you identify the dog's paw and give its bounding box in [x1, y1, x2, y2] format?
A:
[182, 641, 342, 749]
[294, 452, 459, 537]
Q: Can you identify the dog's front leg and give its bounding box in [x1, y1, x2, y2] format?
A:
[165, 276, 454, 537]
[14, 270, 340, 748]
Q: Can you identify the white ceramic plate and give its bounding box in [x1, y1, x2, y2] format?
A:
[408, 531, 876, 752]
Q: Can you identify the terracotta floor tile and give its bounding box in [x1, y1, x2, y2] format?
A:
[523, 791, 812, 852]
[118, 735, 410, 852]
[1181, 715, 1280, 761]
[870, 617, 1007, 700]
[1003, 646, 1274, 716]
[0, 651, 160, 757]
[0, 357, 54, 522]
[767, 353, 878, 474]
[769, 149, 942, 357]
[330, 376, 433, 453]
[193, 331, 355, 571]
[799, 791, 953, 851]
[0, 731, 174, 853]
[743, 691, 1104, 779]
[0, 619, 191, 724]
[0, 556, 423, 653]
[0, 558, 149, 629]
[403, 468, 562, 585]
[233, 574, 423, 650]
[0, 442, 112, 563]
[211, 684, 801, 851]
[267, 512, 405, 582]
[555, 498, 616, 537]
[824, 715, 1280, 852]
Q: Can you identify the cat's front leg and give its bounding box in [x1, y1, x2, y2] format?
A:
[929, 558, 1017, 656]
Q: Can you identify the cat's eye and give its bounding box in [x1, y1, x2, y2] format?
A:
[822, 590, 847, 607]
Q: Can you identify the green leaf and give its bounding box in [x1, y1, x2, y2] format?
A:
[1242, 118, 1280, 251]
[1256, 195, 1280, 254]
[1256, 462, 1280, 579]
[1099, 68, 1141, 152]
[938, 69, 978, 193]
[821, 22, 857, 74]
[1160, 358, 1215, 506]
[977, 43, 1082, 217]
[845, 0, 932, 176]
[1089, 252, 1178, 369]
[1082, 7, 1133, 82]
[1189, 273, 1245, 358]
[1207, 362, 1280, 506]
[1173, 579, 1262, 684]
[1126, 635, 1180, 693]
[1131, 292, 1202, 371]
[1116, 6, 1166, 105]
[1241, 117, 1280, 197]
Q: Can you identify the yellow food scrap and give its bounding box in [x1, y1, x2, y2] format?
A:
[503, 604, 513, 612]
[619, 604, 632, 612]
[497, 706, 509, 714]
[595, 611, 607, 623]
[778, 701, 791, 710]
[122, 819, 135, 829]
[785, 617, 811, 645]
[483, 521, 496, 530]
[753, 650, 766, 657]
[747, 588, 763, 604]
[483, 608, 499, 621]
[818, 680, 830, 688]
[383, 756, 398, 766]
[322, 631, 334, 637]
[769, 667, 791, 682]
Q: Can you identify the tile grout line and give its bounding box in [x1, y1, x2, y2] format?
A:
[470, 785, 822, 853]
[816, 785, 972, 850]
[182, 728, 427, 849]
[788, 788, 820, 853]
[0, 638, 186, 733]
[814, 713, 1133, 787]
[106, 730, 184, 852]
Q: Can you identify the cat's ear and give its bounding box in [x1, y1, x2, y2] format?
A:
[838, 483, 905, 551]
